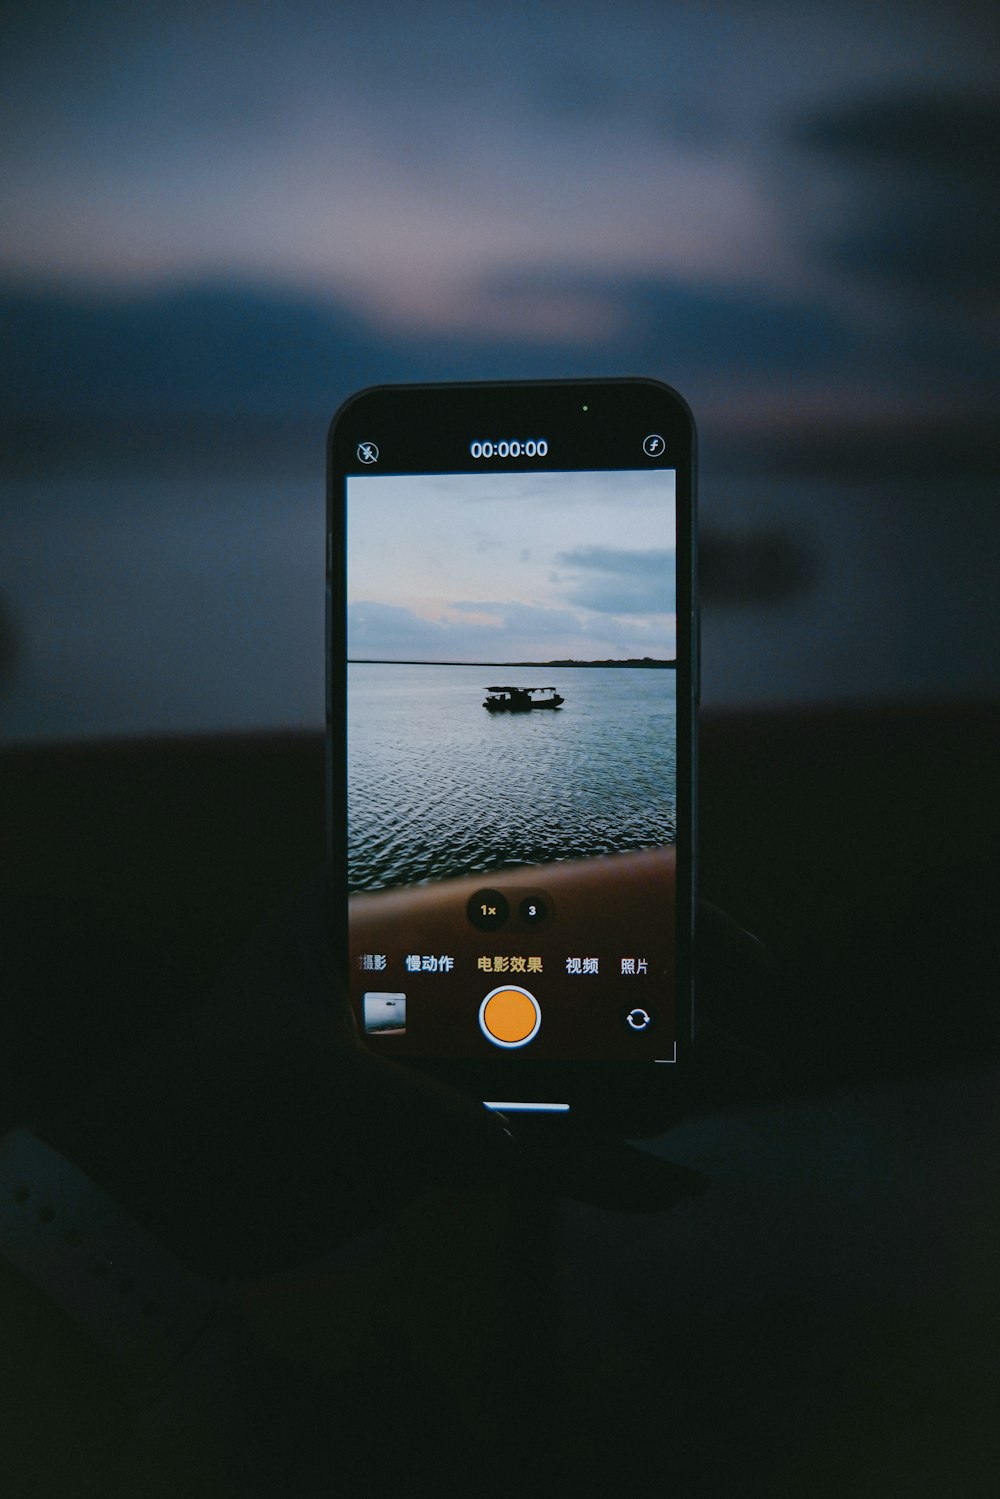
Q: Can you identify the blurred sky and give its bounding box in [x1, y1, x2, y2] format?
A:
[1, 1, 998, 736]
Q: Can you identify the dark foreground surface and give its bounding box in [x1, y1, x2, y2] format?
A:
[2, 702, 999, 1494]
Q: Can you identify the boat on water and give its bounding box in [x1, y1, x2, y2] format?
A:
[483, 685, 564, 713]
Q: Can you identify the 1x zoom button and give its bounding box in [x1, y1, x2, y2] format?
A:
[467, 889, 509, 931]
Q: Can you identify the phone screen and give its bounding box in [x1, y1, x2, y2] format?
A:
[328, 380, 695, 1127]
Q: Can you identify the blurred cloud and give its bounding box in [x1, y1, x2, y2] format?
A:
[0, 282, 398, 415]
[700, 528, 818, 606]
[793, 90, 1000, 303]
[799, 89, 1000, 173]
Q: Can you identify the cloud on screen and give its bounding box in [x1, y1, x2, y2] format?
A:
[553, 546, 676, 616]
[348, 598, 585, 661]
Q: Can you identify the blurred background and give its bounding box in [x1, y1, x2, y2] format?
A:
[2, 22, 999, 1486]
[1, 0, 997, 742]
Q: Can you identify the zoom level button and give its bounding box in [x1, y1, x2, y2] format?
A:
[467, 889, 509, 931]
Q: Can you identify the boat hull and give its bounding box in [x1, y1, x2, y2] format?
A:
[483, 696, 564, 712]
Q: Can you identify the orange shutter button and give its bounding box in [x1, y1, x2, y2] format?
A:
[479, 986, 541, 1048]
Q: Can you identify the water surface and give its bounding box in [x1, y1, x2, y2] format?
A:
[348, 662, 676, 892]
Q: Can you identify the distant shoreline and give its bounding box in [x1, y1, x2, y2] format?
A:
[348, 657, 676, 668]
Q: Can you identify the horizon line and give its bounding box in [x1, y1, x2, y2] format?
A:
[347, 656, 677, 667]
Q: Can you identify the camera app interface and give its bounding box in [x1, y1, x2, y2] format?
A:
[347, 466, 677, 1063]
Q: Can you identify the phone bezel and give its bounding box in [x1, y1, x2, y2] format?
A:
[326, 378, 697, 1136]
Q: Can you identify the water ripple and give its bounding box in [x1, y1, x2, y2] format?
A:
[348, 663, 677, 893]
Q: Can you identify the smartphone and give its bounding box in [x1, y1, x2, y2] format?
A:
[327, 379, 696, 1136]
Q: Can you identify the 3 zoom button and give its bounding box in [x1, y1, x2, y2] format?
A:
[518, 895, 549, 926]
[479, 986, 541, 1048]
